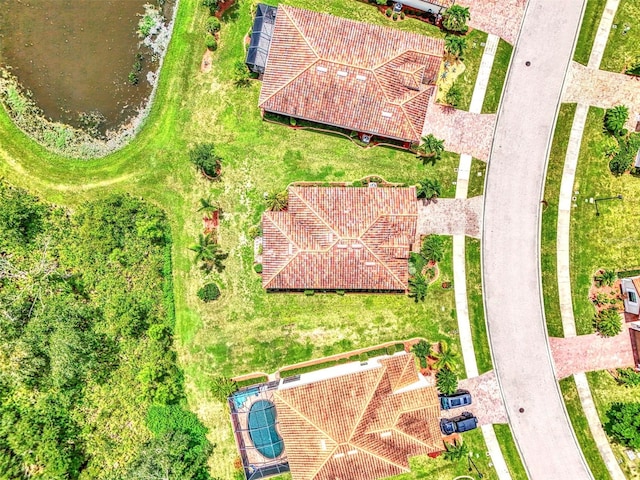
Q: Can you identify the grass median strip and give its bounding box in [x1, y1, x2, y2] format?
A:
[541, 103, 577, 337]
[573, 0, 608, 65]
[466, 237, 492, 374]
[481, 39, 513, 114]
[601, 0, 640, 72]
[493, 424, 528, 480]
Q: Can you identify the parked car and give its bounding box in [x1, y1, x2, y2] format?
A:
[440, 390, 472, 410]
[440, 412, 478, 435]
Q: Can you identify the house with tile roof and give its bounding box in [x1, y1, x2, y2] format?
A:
[273, 353, 443, 480]
[621, 275, 640, 316]
[261, 186, 418, 292]
[254, 5, 445, 143]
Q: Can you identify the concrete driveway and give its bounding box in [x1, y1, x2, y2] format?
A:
[417, 196, 483, 238]
[482, 0, 593, 478]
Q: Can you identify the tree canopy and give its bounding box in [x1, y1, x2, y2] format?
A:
[0, 182, 213, 479]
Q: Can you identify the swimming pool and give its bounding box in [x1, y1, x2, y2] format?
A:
[248, 400, 284, 458]
[232, 387, 259, 410]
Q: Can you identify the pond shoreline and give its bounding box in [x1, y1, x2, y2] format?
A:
[0, 0, 180, 160]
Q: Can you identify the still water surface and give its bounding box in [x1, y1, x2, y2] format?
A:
[0, 0, 153, 130]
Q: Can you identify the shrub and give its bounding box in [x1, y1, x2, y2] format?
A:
[400, 12, 405, 19]
[445, 35, 467, 61]
[594, 308, 622, 337]
[386, 346, 396, 355]
[436, 367, 458, 395]
[128, 71, 139, 85]
[190, 143, 221, 178]
[265, 190, 288, 211]
[253, 263, 263, 274]
[304, 289, 315, 296]
[376, 0, 387, 4]
[442, 5, 470, 33]
[336, 289, 345, 296]
[205, 35, 218, 51]
[417, 178, 442, 201]
[408, 274, 428, 302]
[352, 180, 363, 187]
[609, 153, 633, 176]
[421, 235, 445, 263]
[211, 376, 237, 402]
[617, 368, 640, 388]
[627, 60, 640, 76]
[202, 0, 219, 15]
[197, 283, 221, 302]
[392, 13, 398, 20]
[248, 225, 262, 239]
[411, 340, 431, 368]
[445, 81, 463, 107]
[604, 105, 629, 136]
[605, 402, 640, 448]
[408, 252, 427, 276]
[386, 8, 392, 17]
[289, 116, 297, 126]
[206, 16, 221, 34]
[233, 60, 252, 87]
[595, 269, 617, 287]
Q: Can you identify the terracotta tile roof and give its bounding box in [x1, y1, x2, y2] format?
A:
[258, 5, 444, 142]
[273, 354, 443, 480]
[262, 186, 418, 291]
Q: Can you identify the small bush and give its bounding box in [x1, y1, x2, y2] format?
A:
[386, 8, 392, 17]
[248, 225, 262, 239]
[400, 12, 405, 19]
[202, 0, 219, 15]
[352, 180, 363, 187]
[128, 71, 139, 85]
[206, 16, 221, 34]
[336, 289, 345, 296]
[604, 105, 629, 136]
[445, 82, 463, 107]
[253, 263, 263, 274]
[190, 143, 221, 178]
[392, 13, 398, 20]
[197, 283, 221, 302]
[386, 345, 396, 355]
[289, 117, 297, 126]
[436, 367, 458, 395]
[617, 368, 640, 387]
[205, 35, 218, 51]
[304, 289, 315, 296]
[594, 308, 622, 337]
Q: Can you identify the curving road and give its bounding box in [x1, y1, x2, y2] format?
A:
[482, 0, 593, 478]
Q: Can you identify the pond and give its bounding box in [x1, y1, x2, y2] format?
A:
[0, 0, 169, 132]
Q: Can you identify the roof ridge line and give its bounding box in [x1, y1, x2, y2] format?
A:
[273, 389, 337, 442]
[359, 215, 410, 290]
[258, 6, 320, 106]
[262, 214, 301, 289]
[392, 424, 441, 451]
[347, 440, 411, 473]
[346, 365, 389, 443]
[398, 87, 435, 141]
[289, 187, 342, 240]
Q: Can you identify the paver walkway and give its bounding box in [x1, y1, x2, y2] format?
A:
[563, 62, 640, 129]
[417, 197, 483, 238]
[447, 371, 508, 425]
[550, 324, 636, 379]
[465, 0, 526, 45]
[482, 0, 591, 477]
[422, 105, 495, 161]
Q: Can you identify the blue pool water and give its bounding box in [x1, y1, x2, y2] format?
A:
[232, 387, 259, 410]
[248, 400, 284, 458]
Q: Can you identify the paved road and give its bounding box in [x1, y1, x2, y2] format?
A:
[482, 0, 592, 478]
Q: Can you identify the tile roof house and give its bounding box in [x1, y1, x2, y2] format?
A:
[273, 353, 443, 480]
[261, 186, 418, 291]
[257, 5, 445, 143]
[621, 276, 640, 316]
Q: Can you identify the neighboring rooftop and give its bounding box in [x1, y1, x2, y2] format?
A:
[261, 186, 418, 291]
[258, 5, 445, 142]
[273, 353, 443, 480]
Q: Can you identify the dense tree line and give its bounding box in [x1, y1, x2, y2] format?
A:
[0, 182, 212, 479]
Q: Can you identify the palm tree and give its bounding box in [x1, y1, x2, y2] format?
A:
[189, 233, 228, 272]
[442, 439, 468, 461]
[417, 178, 442, 202]
[604, 105, 629, 136]
[211, 376, 238, 403]
[416, 134, 445, 165]
[436, 367, 458, 395]
[411, 340, 431, 368]
[444, 35, 467, 61]
[408, 274, 428, 303]
[265, 190, 288, 211]
[197, 196, 218, 215]
[596, 269, 617, 287]
[431, 341, 458, 371]
[421, 235, 445, 263]
[442, 5, 471, 33]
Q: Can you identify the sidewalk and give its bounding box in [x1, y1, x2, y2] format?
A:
[451, 33, 511, 480]
[554, 0, 626, 478]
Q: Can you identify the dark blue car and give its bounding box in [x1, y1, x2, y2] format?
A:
[440, 412, 478, 435]
[440, 390, 472, 410]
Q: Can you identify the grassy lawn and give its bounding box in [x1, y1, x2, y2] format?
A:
[493, 424, 528, 480]
[574, 0, 608, 65]
[587, 371, 640, 478]
[466, 238, 492, 374]
[482, 39, 513, 114]
[560, 376, 612, 480]
[454, 29, 488, 111]
[390, 428, 500, 479]
[570, 106, 640, 334]
[601, 0, 640, 72]
[541, 103, 577, 338]
[468, 158, 487, 197]
[0, 0, 475, 477]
